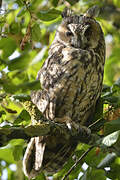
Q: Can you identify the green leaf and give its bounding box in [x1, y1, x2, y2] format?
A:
[102, 84, 111, 93]
[0, 38, 17, 59]
[113, 0, 120, 8]
[0, 110, 6, 118]
[37, 9, 61, 21]
[85, 148, 105, 168]
[17, 6, 26, 17]
[18, 80, 41, 91]
[0, 59, 7, 70]
[2, 78, 40, 93]
[102, 130, 120, 147]
[29, 0, 43, 11]
[32, 23, 41, 41]
[14, 109, 30, 125]
[8, 51, 36, 71]
[80, 168, 106, 180]
[106, 163, 120, 179]
[112, 78, 120, 94]
[104, 48, 120, 85]
[0, 147, 15, 163]
[12, 94, 31, 102]
[104, 118, 120, 135]
[13, 145, 23, 161]
[51, 0, 59, 7]
[103, 96, 120, 104]
[35, 172, 46, 180]
[66, 0, 79, 5]
[10, 139, 25, 146]
[97, 153, 116, 169]
[53, 158, 74, 179]
[9, 22, 20, 34]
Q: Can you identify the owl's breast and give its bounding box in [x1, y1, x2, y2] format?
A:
[39, 47, 103, 125]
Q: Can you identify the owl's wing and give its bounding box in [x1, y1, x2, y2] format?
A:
[31, 49, 64, 119]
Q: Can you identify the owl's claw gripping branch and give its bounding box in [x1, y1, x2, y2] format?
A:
[0, 98, 100, 179]
[0, 99, 97, 146]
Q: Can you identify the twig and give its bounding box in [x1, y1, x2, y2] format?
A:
[62, 146, 94, 180]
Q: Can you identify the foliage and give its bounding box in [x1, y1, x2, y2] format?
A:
[0, 0, 120, 180]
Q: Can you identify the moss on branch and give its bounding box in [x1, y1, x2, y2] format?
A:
[0, 97, 100, 147]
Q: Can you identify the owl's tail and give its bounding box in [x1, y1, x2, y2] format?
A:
[23, 136, 46, 179]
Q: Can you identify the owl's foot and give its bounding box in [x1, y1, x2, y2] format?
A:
[54, 116, 91, 137]
[54, 116, 77, 130]
[54, 116, 98, 145]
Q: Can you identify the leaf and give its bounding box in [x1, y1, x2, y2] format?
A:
[2, 79, 40, 93]
[102, 130, 120, 147]
[66, 0, 79, 5]
[12, 94, 31, 101]
[0, 147, 15, 163]
[9, 22, 20, 34]
[80, 168, 106, 180]
[32, 23, 41, 41]
[0, 38, 17, 59]
[14, 109, 30, 125]
[112, 78, 120, 94]
[12, 145, 23, 161]
[113, 0, 120, 8]
[29, 0, 43, 11]
[10, 139, 25, 146]
[85, 148, 105, 168]
[8, 51, 36, 71]
[51, 0, 59, 7]
[17, 6, 26, 17]
[106, 163, 120, 179]
[37, 9, 61, 21]
[104, 118, 120, 135]
[97, 153, 116, 169]
[0, 59, 7, 70]
[102, 84, 111, 93]
[35, 172, 46, 180]
[0, 110, 6, 118]
[18, 79, 41, 91]
[103, 96, 120, 104]
[104, 48, 120, 84]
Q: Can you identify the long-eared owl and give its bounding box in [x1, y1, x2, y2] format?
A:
[23, 6, 105, 179]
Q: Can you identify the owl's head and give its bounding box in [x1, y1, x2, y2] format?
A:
[56, 6, 104, 50]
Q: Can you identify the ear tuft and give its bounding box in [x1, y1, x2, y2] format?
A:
[61, 8, 73, 18]
[84, 5, 100, 18]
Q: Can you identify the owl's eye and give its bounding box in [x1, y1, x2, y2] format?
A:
[66, 31, 74, 36]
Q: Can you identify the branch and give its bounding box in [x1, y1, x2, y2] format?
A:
[0, 122, 99, 146]
[62, 146, 94, 180]
[0, 123, 51, 146]
[0, 96, 100, 147]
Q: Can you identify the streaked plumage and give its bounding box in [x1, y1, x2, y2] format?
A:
[23, 6, 105, 179]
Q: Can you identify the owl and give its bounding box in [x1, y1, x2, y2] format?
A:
[23, 6, 105, 179]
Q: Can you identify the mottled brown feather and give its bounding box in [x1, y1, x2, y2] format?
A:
[23, 6, 105, 179]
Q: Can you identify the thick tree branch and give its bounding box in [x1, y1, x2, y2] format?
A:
[0, 121, 100, 147]
[0, 97, 100, 147]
